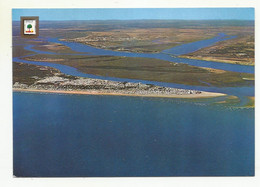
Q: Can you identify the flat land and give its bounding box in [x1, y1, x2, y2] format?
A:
[13, 20, 254, 57]
[181, 34, 254, 65]
[13, 62, 75, 85]
[13, 88, 225, 98]
[12, 20, 254, 98]
[61, 28, 216, 53]
[12, 45, 36, 57]
[23, 54, 254, 87]
[13, 62, 225, 98]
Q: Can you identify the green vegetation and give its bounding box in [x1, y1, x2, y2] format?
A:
[13, 62, 75, 85]
[12, 20, 254, 91]
[27, 24, 32, 30]
[13, 20, 254, 61]
[181, 35, 254, 65]
[63, 28, 215, 53]
[23, 54, 254, 87]
[13, 62, 58, 85]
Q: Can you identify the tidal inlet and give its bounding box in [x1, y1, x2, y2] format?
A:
[13, 8, 255, 177]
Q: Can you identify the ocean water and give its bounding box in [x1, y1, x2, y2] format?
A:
[13, 92, 254, 177]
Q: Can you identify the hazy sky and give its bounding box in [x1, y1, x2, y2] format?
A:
[12, 8, 254, 21]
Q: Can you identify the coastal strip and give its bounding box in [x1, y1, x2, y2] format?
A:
[13, 88, 225, 98]
[13, 66, 226, 99]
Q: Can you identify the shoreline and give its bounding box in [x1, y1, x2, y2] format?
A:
[13, 88, 226, 99]
[179, 55, 254, 66]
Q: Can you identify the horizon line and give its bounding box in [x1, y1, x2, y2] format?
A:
[12, 19, 255, 21]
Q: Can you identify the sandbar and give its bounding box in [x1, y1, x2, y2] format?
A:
[13, 88, 226, 99]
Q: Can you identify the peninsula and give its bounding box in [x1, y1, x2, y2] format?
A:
[13, 63, 225, 98]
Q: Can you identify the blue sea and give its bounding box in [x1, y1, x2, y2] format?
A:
[13, 22, 255, 177]
[13, 92, 254, 177]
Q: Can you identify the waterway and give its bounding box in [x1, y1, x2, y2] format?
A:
[13, 33, 254, 102]
[13, 33, 255, 176]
